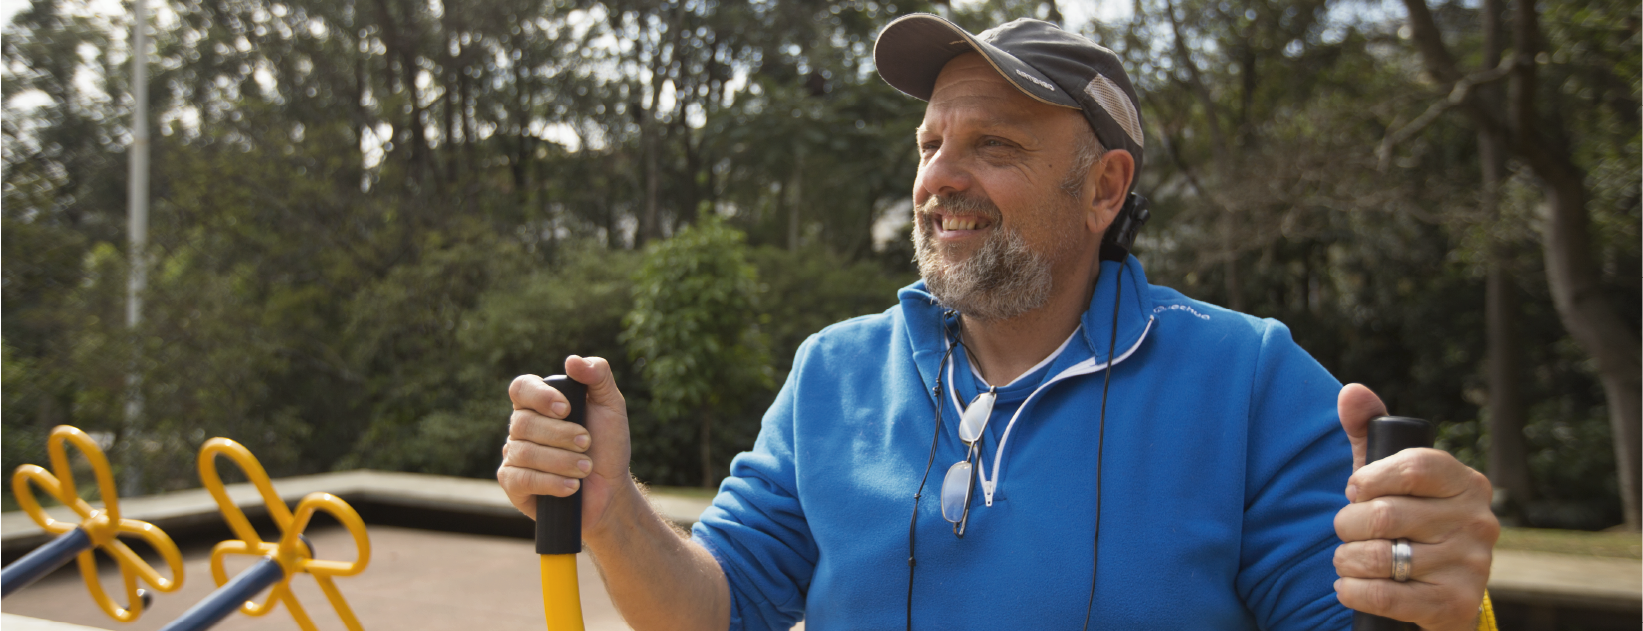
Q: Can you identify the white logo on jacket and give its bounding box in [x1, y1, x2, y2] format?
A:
[1153, 304, 1211, 320]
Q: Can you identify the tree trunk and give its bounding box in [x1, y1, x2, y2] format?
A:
[1509, 0, 1640, 531]
[1540, 181, 1642, 530]
[679, 120, 704, 229]
[441, 69, 456, 184]
[1479, 0, 1532, 524]
[638, 14, 677, 246]
[788, 146, 804, 251]
[1164, 0, 1242, 311]
[400, 48, 431, 187]
[1222, 212, 1242, 312]
[1485, 245, 1533, 519]
[642, 117, 660, 243]
[699, 411, 714, 489]
[1399, 0, 1643, 531]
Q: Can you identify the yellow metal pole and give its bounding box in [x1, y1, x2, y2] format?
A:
[539, 554, 584, 631]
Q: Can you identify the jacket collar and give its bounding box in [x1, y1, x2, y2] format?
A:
[898, 254, 1156, 402]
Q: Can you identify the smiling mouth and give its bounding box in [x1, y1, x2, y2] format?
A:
[935, 214, 994, 232]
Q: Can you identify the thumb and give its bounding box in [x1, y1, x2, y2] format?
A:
[1338, 383, 1388, 473]
[565, 355, 624, 410]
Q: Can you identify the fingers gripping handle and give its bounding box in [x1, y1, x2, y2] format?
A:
[536, 375, 588, 631]
[536, 375, 589, 555]
[1352, 415, 1434, 631]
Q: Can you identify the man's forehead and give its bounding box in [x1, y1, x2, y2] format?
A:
[915, 105, 1040, 136]
[929, 52, 1012, 97]
[919, 54, 1056, 133]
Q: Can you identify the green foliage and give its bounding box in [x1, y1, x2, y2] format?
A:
[340, 241, 644, 478]
[1090, 0, 1637, 529]
[0, 0, 1632, 524]
[748, 245, 916, 374]
[624, 216, 772, 422]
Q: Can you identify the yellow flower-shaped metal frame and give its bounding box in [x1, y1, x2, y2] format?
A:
[10, 425, 184, 621]
[198, 438, 371, 630]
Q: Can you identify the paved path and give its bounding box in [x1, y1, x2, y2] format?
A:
[2, 525, 657, 630]
[1489, 549, 1641, 611]
[2, 471, 710, 553]
[2, 472, 719, 631]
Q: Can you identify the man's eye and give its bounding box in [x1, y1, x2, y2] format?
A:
[919, 142, 940, 152]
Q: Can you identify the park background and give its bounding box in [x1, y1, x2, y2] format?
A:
[0, 0, 1637, 537]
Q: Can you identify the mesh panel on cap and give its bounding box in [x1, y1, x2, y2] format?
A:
[1083, 74, 1144, 148]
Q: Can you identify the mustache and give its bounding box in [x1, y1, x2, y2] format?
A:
[916, 192, 1003, 222]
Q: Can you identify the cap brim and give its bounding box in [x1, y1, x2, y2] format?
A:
[874, 13, 1080, 110]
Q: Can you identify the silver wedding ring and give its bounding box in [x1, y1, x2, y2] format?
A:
[1391, 538, 1413, 582]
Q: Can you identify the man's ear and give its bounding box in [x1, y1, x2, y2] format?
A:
[1085, 149, 1135, 235]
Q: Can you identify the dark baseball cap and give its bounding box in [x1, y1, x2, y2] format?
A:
[874, 14, 1145, 189]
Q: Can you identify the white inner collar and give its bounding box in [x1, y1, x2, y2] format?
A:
[946, 316, 1157, 507]
[964, 325, 1084, 389]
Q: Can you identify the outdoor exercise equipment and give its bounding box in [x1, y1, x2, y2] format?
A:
[536, 374, 589, 631]
[1352, 416, 1497, 631]
[1, 425, 183, 621]
[158, 437, 370, 631]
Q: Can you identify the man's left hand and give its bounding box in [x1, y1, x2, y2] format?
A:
[1332, 383, 1499, 630]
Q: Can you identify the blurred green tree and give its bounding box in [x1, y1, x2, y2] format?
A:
[624, 215, 771, 487]
[1, 0, 1633, 530]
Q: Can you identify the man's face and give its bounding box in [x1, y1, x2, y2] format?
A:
[911, 53, 1100, 322]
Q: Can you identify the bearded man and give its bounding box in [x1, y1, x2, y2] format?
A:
[497, 14, 1499, 631]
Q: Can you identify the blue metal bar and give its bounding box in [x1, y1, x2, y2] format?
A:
[1, 527, 92, 597]
[158, 557, 285, 631]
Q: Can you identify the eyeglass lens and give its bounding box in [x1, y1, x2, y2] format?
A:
[940, 457, 973, 524]
[958, 390, 996, 444]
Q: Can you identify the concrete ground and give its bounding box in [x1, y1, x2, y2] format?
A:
[1, 525, 711, 631]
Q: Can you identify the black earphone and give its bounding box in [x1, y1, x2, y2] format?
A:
[1099, 193, 1151, 262]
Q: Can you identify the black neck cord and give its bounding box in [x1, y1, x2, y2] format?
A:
[906, 310, 963, 631]
[1081, 261, 1126, 631]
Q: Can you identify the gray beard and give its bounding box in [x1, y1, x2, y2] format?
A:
[913, 192, 1055, 322]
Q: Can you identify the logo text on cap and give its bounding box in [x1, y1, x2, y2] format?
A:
[1014, 69, 1055, 92]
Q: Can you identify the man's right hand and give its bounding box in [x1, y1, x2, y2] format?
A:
[498, 356, 732, 630]
[498, 355, 634, 537]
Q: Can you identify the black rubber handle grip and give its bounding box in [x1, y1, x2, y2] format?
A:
[1351, 415, 1434, 631]
[535, 374, 589, 555]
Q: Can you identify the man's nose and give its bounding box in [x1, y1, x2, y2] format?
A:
[915, 148, 974, 198]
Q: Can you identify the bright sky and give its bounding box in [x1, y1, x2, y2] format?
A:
[2, 0, 127, 30]
[0, 1, 1135, 35]
[0, 0, 27, 26]
[0, 0, 24, 24]
[1062, 0, 1135, 28]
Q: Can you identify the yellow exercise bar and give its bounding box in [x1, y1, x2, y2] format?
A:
[3, 425, 183, 621]
[156, 437, 370, 631]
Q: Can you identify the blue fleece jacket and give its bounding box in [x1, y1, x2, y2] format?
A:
[690, 256, 1354, 630]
